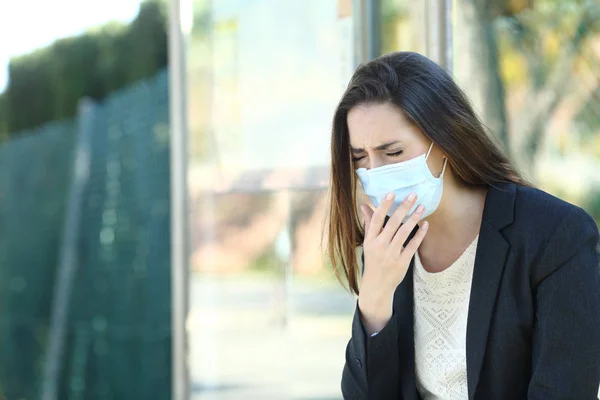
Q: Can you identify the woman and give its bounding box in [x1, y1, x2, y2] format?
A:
[328, 52, 600, 400]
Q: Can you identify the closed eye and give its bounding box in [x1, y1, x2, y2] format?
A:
[387, 150, 403, 157]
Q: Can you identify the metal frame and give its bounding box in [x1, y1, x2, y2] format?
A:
[353, 0, 381, 64]
[445, 0, 454, 73]
[353, 0, 452, 69]
[168, 0, 190, 398]
[165, 1, 455, 399]
[41, 99, 95, 400]
[425, 0, 453, 70]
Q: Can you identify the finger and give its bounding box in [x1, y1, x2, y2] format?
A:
[366, 192, 395, 241]
[361, 204, 374, 236]
[399, 221, 429, 262]
[391, 203, 426, 250]
[379, 192, 417, 243]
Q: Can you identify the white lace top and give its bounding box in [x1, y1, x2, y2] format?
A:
[413, 236, 479, 400]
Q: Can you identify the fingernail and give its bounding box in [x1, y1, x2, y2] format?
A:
[416, 204, 425, 213]
[386, 193, 395, 201]
[408, 192, 416, 201]
[422, 221, 429, 230]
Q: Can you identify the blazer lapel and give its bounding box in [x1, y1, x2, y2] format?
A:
[466, 183, 515, 399]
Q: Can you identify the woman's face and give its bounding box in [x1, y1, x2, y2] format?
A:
[347, 102, 445, 176]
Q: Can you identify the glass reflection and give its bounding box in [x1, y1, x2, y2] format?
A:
[187, 0, 357, 398]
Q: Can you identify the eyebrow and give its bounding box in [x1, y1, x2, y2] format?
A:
[351, 140, 402, 154]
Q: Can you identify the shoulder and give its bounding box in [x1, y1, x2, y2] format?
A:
[511, 184, 596, 236]
[513, 184, 590, 223]
[510, 184, 599, 283]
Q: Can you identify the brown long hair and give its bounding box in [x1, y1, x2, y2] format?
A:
[328, 52, 527, 295]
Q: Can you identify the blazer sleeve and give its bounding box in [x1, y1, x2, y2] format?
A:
[341, 250, 403, 400]
[341, 304, 401, 400]
[528, 207, 600, 399]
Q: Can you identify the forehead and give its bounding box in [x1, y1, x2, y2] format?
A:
[347, 103, 419, 148]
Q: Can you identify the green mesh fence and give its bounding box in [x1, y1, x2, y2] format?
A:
[0, 69, 171, 400]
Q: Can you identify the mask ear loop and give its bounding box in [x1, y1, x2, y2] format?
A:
[440, 157, 448, 177]
[426, 142, 448, 178]
[425, 142, 434, 159]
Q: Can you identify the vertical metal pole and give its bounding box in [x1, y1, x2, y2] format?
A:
[426, 0, 443, 67]
[354, 0, 453, 69]
[426, 0, 452, 71]
[353, 0, 381, 65]
[367, 0, 381, 59]
[352, 0, 365, 66]
[445, 0, 454, 73]
[41, 98, 94, 400]
[274, 189, 293, 328]
[168, 0, 190, 397]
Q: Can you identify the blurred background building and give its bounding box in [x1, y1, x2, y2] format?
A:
[0, 0, 598, 399]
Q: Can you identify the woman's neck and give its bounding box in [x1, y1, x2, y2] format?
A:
[418, 176, 487, 272]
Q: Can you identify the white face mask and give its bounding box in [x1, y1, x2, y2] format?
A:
[356, 142, 447, 221]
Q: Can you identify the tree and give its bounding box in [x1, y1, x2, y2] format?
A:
[456, 0, 600, 178]
[0, 0, 168, 138]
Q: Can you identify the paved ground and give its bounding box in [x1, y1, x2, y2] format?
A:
[188, 273, 356, 400]
[188, 273, 600, 400]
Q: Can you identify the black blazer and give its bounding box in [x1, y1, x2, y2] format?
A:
[342, 183, 600, 399]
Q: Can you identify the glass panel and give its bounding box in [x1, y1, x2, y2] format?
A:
[187, 0, 359, 398]
[452, 0, 600, 225]
[0, 1, 171, 398]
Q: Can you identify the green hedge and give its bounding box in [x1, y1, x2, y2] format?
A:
[0, 69, 171, 400]
[0, 0, 167, 137]
[0, 121, 77, 399]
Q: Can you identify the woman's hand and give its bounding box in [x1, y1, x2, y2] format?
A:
[358, 192, 429, 335]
